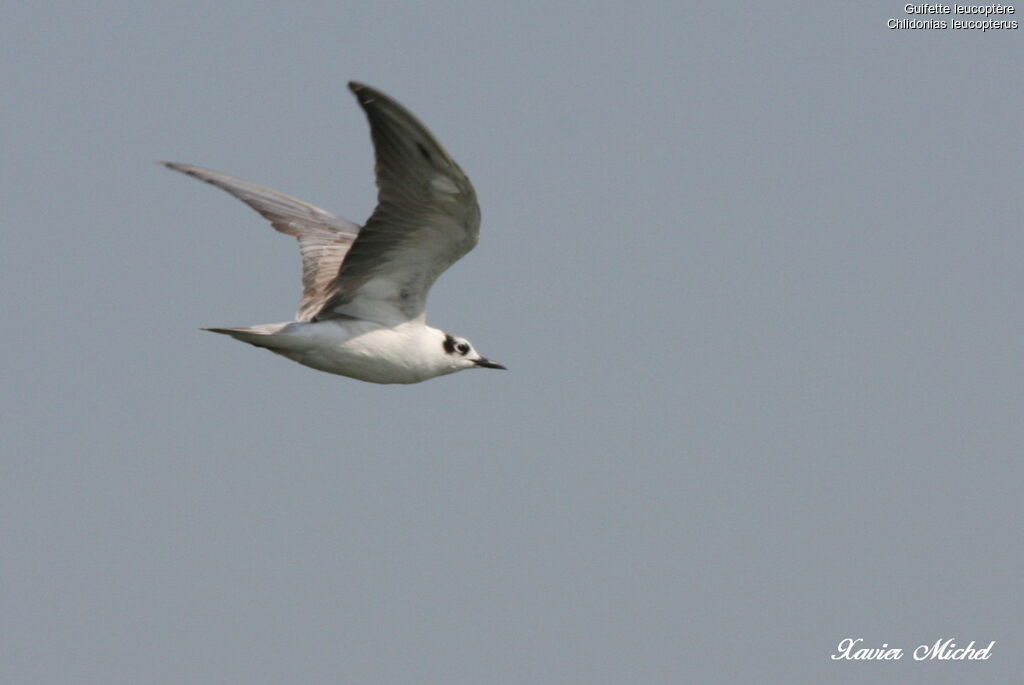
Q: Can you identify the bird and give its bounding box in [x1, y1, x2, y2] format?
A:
[162, 81, 505, 384]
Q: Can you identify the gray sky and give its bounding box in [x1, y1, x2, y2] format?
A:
[3, 2, 1021, 683]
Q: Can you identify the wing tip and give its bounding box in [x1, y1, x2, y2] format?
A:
[160, 162, 220, 184]
[159, 161, 196, 176]
[348, 81, 391, 108]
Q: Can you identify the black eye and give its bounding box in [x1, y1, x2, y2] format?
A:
[456, 342, 470, 355]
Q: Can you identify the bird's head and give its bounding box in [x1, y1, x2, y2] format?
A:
[440, 332, 506, 373]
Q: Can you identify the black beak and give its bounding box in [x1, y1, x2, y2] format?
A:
[473, 358, 507, 370]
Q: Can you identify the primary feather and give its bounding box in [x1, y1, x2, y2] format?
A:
[159, 162, 360, 322]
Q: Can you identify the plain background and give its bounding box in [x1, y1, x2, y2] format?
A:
[3, 2, 1021, 683]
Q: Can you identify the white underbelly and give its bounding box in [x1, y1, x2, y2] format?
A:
[276, 323, 442, 384]
[288, 348, 426, 384]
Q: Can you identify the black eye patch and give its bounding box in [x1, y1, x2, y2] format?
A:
[442, 334, 456, 354]
[456, 343, 470, 355]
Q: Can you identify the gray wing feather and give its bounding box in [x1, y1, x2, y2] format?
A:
[314, 82, 481, 324]
[161, 162, 360, 321]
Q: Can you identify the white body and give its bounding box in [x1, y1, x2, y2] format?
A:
[225, 319, 472, 384]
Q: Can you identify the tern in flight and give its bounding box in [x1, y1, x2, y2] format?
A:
[162, 82, 504, 384]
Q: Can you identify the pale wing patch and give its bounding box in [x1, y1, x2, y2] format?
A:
[430, 175, 461, 194]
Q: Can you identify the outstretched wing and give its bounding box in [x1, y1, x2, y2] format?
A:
[161, 162, 360, 321]
[313, 82, 481, 325]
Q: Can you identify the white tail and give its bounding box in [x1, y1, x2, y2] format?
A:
[202, 322, 300, 351]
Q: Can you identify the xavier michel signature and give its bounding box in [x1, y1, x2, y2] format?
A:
[831, 637, 995, 661]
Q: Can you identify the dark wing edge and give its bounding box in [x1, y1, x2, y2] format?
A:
[313, 83, 481, 323]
